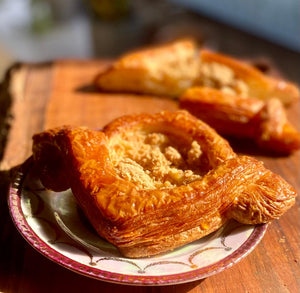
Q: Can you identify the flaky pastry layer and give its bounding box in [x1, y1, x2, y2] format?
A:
[199, 50, 299, 105]
[94, 39, 299, 104]
[94, 39, 200, 97]
[32, 111, 297, 258]
[179, 87, 300, 154]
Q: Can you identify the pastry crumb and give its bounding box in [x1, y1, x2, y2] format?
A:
[199, 62, 249, 97]
[111, 131, 206, 189]
[279, 236, 286, 243]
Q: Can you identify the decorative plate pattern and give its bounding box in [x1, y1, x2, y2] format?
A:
[8, 158, 267, 285]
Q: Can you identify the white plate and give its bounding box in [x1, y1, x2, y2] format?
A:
[8, 158, 267, 285]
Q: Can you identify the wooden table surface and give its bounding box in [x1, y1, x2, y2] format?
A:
[0, 60, 299, 293]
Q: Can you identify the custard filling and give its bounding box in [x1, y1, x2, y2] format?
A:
[110, 131, 208, 190]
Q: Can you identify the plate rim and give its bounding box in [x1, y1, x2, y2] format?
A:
[8, 158, 268, 286]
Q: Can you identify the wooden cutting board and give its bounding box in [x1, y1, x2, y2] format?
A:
[1, 60, 179, 170]
[1, 60, 299, 292]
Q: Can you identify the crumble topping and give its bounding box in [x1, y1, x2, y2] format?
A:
[199, 62, 249, 97]
[110, 132, 206, 190]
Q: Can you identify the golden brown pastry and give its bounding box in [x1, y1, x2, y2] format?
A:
[94, 39, 200, 97]
[32, 111, 297, 258]
[94, 39, 299, 104]
[199, 49, 299, 105]
[179, 87, 300, 154]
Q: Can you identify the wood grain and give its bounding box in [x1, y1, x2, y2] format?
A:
[0, 61, 299, 293]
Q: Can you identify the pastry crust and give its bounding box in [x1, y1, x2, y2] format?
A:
[94, 39, 200, 97]
[32, 111, 297, 258]
[199, 49, 299, 105]
[179, 87, 300, 154]
[94, 40, 299, 104]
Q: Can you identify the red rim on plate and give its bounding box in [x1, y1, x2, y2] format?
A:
[8, 158, 267, 285]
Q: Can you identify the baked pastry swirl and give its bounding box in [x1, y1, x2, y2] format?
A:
[32, 111, 297, 258]
[179, 87, 300, 154]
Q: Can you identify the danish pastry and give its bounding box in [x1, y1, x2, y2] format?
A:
[179, 87, 300, 153]
[94, 39, 299, 104]
[199, 49, 299, 105]
[32, 111, 297, 258]
[94, 39, 200, 97]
